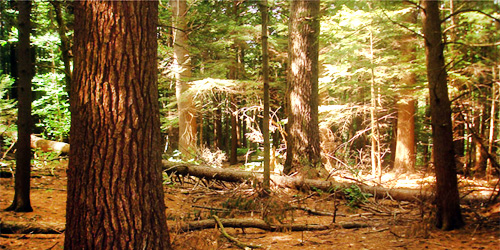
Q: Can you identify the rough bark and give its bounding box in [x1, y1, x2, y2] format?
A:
[421, 0, 464, 230]
[6, 0, 33, 213]
[66, 2, 171, 249]
[285, 0, 322, 174]
[172, 0, 197, 158]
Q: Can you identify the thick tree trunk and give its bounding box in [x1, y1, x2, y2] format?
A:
[172, 0, 197, 158]
[6, 0, 33, 213]
[285, 0, 322, 174]
[66, 2, 171, 249]
[421, 0, 464, 230]
[394, 10, 417, 174]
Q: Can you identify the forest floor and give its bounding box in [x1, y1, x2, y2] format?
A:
[0, 158, 499, 250]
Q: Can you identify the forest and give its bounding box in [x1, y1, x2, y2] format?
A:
[0, 0, 499, 249]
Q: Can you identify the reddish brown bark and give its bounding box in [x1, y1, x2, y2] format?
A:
[66, 2, 171, 249]
[285, 0, 322, 174]
[421, 0, 464, 230]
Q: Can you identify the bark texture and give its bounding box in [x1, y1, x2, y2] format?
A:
[172, 0, 197, 158]
[285, 0, 322, 174]
[7, 0, 33, 212]
[66, 2, 171, 249]
[421, 0, 464, 230]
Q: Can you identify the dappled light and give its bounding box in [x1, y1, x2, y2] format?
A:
[1, 0, 499, 249]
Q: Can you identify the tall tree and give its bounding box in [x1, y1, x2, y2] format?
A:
[260, 0, 270, 190]
[65, 1, 171, 249]
[284, 0, 322, 175]
[50, 1, 72, 93]
[6, 0, 33, 212]
[393, 10, 417, 174]
[172, 0, 197, 158]
[421, 0, 464, 230]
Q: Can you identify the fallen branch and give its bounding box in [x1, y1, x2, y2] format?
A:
[0, 221, 65, 234]
[30, 135, 69, 154]
[163, 162, 494, 203]
[212, 215, 262, 249]
[179, 217, 368, 232]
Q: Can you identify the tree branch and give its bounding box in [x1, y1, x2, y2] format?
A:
[442, 9, 500, 23]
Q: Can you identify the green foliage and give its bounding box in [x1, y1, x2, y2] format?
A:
[32, 72, 70, 140]
[0, 73, 16, 126]
[343, 184, 372, 209]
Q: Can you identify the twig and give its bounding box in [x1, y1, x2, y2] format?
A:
[212, 215, 263, 249]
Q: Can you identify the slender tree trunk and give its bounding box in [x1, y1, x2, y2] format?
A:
[260, 0, 270, 190]
[214, 97, 224, 150]
[6, 0, 33, 213]
[284, 0, 322, 174]
[172, 0, 197, 158]
[230, 98, 238, 165]
[487, 67, 498, 180]
[473, 101, 488, 176]
[421, 0, 464, 230]
[66, 2, 171, 249]
[50, 1, 72, 93]
[369, 30, 381, 180]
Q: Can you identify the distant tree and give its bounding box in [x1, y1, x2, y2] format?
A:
[65, 1, 171, 248]
[394, 10, 417, 174]
[172, 0, 197, 158]
[49, 1, 72, 93]
[421, 0, 464, 230]
[284, 0, 322, 174]
[6, 0, 33, 213]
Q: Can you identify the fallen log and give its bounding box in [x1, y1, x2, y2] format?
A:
[30, 134, 69, 154]
[163, 162, 494, 203]
[0, 221, 65, 234]
[178, 217, 368, 232]
[0, 218, 368, 235]
[1, 129, 70, 155]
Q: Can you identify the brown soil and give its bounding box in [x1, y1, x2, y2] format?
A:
[1, 159, 499, 250]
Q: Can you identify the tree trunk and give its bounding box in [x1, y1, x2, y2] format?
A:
[473, 101, 488, 176]
[50, 1, 72, 93]
[6, 0, 33, 213]
[66, 2, 171, 249]
[394, 97, 416, 174]
[172, 0, 197, 158]
[230, 97, 239, 165]
[260, 0, 270, 190]
[487, 67, 498, 179]
[421, 0, 464, 230]
[285, 0, 322, 174]
[393, 10, 417, 174]
[369, 30, 381, 180]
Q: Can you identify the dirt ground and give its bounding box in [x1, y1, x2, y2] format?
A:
[1, 159, 499, 250]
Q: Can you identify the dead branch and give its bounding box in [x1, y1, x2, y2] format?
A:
[163, 161, 494, 203]
[179, 217, 369, 232]
[0, 221, 65, 234]
[212, 215, 263, 249]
